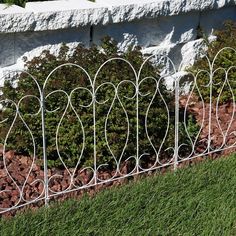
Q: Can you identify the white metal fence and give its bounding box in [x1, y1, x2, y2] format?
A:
[0, 47, 236, 214]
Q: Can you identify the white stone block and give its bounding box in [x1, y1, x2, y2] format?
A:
[200, 6, 236, 35]
[180, 39, 207, 70]
[25, 0, 109, 31]
[0, 0, 235, 33]
[96, 0, 236, 23]
[142, 43, 182, 75]
[0, 4, 33, 33]
[0, 0, 235, 82]
[93, 12, 199, 49]
[14, 27, 90, 62]
[0, 33, 15, 67]
[142, 38, 209, 75]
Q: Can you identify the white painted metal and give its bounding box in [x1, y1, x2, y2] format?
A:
[0, 47, 236, 214]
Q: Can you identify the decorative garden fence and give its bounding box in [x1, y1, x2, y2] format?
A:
[0, 47, 236, 214]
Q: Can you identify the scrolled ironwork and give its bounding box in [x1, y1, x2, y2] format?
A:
[0, 47, 236, 214]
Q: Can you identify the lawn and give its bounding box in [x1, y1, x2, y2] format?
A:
[1, 155, 236, 235]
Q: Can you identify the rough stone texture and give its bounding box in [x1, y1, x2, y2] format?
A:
[15, 27, 90, 62]
[0, 0, 235, 75]
[0, 33, 15, 67]
[0, 5, 33, 33]
[142, 43, 182, 73]
[180, 39, 208, 70]
[96, 0, 236, 23]
[94, 12, 199, 48]
[141, 43, 187, 90]
[0, 0, 235, 33]
[26, 1, 109, 32]
[200, 6, 236, 35]
[0, 27, 90, 68]
[0, 1, 109, 33]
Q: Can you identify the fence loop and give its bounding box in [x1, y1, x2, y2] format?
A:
[0, 47, 236, 214]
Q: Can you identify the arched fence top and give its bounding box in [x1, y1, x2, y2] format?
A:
[0, 47, 236, 214]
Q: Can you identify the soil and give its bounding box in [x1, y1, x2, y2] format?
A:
[180, 95, 236, 156]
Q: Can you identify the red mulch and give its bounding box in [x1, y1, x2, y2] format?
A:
[180, 96, 236, 155]
[0, 148, 140, 218]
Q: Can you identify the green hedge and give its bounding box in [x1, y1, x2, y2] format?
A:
[0, 0, 95, 7]
[0, 38, 196, 169]
[0, 0, 48, 7]
[188, 20, 236, 104]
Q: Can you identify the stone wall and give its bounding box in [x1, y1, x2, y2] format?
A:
[0, 0, 235, 79]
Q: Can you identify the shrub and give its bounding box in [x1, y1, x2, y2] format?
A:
[0, 0, 94, 7]
[188, 20, 236, 104]
[0, 37, 194, 169]
[0, 0, 42, 7]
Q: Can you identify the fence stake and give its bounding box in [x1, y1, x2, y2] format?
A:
[174, 76, 179, 171]
[136, 81, 139, 174]
[207, 68, 213, 152]
[93, 92, 97, 185]
[41, 91, 49, 206]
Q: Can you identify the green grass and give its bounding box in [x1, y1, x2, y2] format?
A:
[2, 155, 236, 235]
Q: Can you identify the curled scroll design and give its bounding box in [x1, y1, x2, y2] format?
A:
[180, 47, 236, 161]
[181, 71, 207, 160]
[137, 55, 176, 170]
[43, 63, 94, 195]
[94, 81, 118, 180]
[209, 47, 236, 153]
[93, 58, 138, 179]
[1, 47, 236, 214]
[0, 70, 44, 213]
[223, 66, 236, 148]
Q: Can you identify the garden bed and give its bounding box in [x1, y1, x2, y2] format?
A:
[2, 98, 236, 217]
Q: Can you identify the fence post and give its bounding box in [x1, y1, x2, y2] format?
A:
[41, 91, 49, 206]
[93, 91, 97, 185]
[207, 69, 213, 152]
[174, 76, 179, 171]
[136, 80, 139, 174]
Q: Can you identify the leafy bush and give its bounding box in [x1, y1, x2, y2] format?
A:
[189, 20, 236, 104]
[0, 0, 94, 7]
[0, 38, 194, 169]
[0, 0, 46, 7]
[1, 0, 54, 6]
